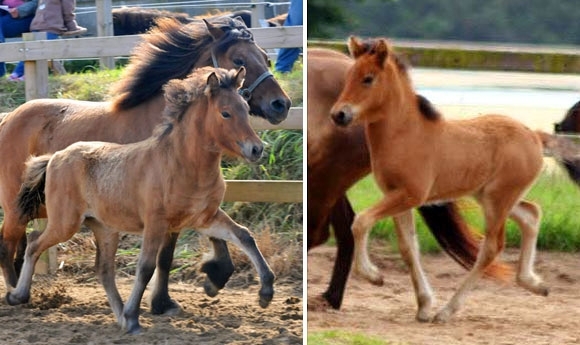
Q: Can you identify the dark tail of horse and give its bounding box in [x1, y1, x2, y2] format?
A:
[418, 203, 513, 280]
[536, 130, 580, 187]
[17, 155, 50, 223]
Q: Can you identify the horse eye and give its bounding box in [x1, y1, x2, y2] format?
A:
[221, 111, 231, 119]
[233, 58, 245, 67]
[363, 75, 374, 85]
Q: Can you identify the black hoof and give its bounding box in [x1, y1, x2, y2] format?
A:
[5, 291, 28, 306]
[322, 290, 342, 310]
[124, 317, 142, 335]
[258, 286, 274, 308]
[200, 259, 234, 292]
[150, 296, 181, 315]
[203, 278, 219, 298]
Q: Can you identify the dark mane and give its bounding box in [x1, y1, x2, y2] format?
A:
[155, 67, 238, 138]
[112, 7, 193, 36]
[110, 16, 252, 112]
[555, 100, 580, 133]
[416, 94, 441, 121]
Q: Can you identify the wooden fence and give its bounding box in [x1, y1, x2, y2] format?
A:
[308, 39, 580, 73]
[0, 24, 303, 273]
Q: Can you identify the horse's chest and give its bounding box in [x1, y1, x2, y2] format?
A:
[168, 184, 225, 229]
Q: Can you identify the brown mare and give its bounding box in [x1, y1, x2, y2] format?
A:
[8, 67, 275, 335]
[0, 16, 289, 315]
[307, 48, 507, 311]
[329, 36, 564, 322]
[554, 100, 580, 185]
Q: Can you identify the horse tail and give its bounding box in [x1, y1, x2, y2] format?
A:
[418, 203, 513, 280]
[17, 155, 51, 223]
[536, 130, 580, 186]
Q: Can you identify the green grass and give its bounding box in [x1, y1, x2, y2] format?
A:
[347, 162, 580, 252]
[308, 330, 397, 345]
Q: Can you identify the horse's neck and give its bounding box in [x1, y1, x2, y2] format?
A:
[160, 105, 223, 183]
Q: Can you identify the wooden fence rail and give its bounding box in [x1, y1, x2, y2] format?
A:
[308, 39, 580, 73]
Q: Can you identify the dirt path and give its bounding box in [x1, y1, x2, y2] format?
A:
[0, 266, 302, 344]
[308, 245, 580, 345]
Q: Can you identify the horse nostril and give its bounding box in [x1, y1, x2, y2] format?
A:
[252, 144, 264, 158]
[270, 98, 290, 113]
[334, 111, 346, 125]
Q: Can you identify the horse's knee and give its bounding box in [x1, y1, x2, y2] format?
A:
[232, 226, 256, 248]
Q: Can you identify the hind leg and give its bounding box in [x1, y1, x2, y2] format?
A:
[149, 232, 181, 315]
[509, 200, 549, 296]
[199, 209, 275, 308]
[433, 191, 518, 323]
[324, 195, 355, 309]
[393, 210, 434, 322]
[0, 211, 29, 288]
[88, 220, 124, 324]
[6, 218, 81, 305]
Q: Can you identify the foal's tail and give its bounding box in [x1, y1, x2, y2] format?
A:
[17, 155, 51, 223]
[418, 203, 513, 280]
[536, 130, 580, 187]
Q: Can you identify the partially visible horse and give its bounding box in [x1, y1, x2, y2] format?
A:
[554, 100, 580, 185]
[112, 7, 285, 36]
[307, 48, 507, 312]
[329, 36, 572, 322]
[7, 66, 275, 335]
[0, 17, 289, 316]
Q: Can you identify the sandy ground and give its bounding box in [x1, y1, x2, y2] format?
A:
[308, 245, 580, 345]
[0, 234, 303, 345]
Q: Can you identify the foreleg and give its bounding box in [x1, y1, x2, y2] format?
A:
[199, 209, 275, 308]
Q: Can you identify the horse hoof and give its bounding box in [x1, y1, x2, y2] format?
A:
[432, 310, 452, 324]
[150, 297, 181, 316]
[416, 310, 431, 323]
[5, 291, 28, 306]
[203, 279, 220, 298]
[258, 287, 274, 308]
[322, 291, 342, 310]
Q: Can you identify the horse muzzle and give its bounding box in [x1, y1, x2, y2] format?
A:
[240, 141, 264, 162]
[330, 105, 354, 127]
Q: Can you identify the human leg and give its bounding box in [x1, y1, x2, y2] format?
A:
[0, 14, 34, 77]
[274, 0, 303, 73]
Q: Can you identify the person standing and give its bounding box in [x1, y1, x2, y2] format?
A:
[274, 0, 302, 73]
[8, 0, 86, 80]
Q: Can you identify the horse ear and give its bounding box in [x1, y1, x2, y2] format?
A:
[234, 67, 246, 89]
[207, 71, 220, 91]
[375, 39, 389, 67]
[347, 36, 366, 58]
[204, 19, 225, 40]
[231, 16, 247, 28]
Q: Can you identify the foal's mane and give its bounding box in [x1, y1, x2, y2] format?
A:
[110, 16, 252, 112]
[155, 67, 238, 138]
[357, 38, 442, 121]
